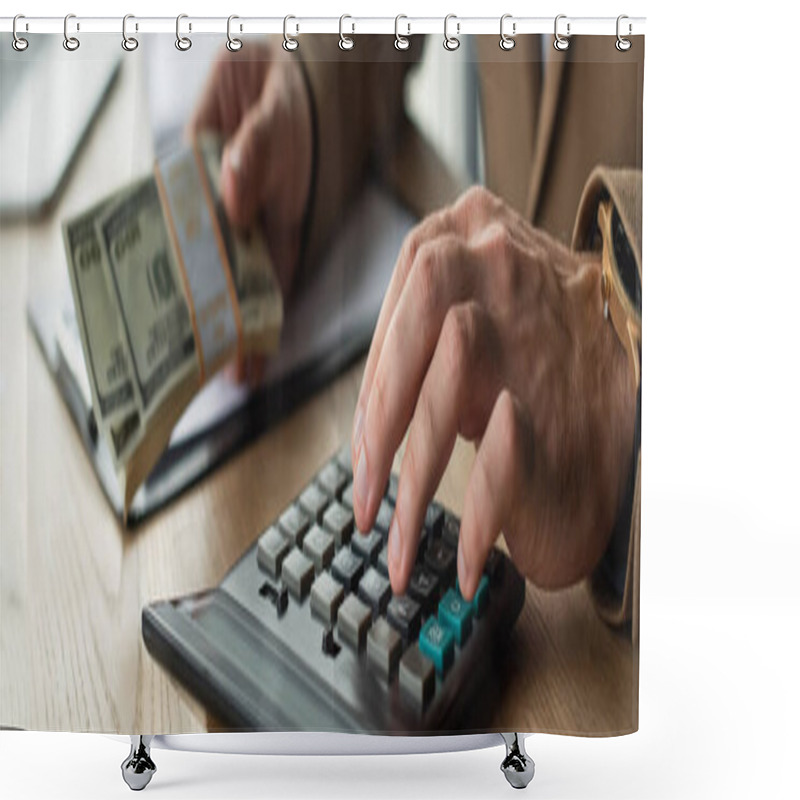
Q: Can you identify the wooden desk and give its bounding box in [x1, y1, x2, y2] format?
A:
[0, 58, 635, 737]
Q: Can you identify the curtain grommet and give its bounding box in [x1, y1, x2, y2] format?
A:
[283, 15, 299, 51]
[553, 14, 570, 51]
[226, 15, 242, 52]
[175, 14, 192, 51]
[339, 14, 355, 51]
[499, 14, 515, 51]
[12, 14, 29, 52]
[443, 14, 460, 51]
[122, 14, 139, 52]
[616, 15, 632, 51]
[394, 15, 410, 51]
[63, 14, 80, 51]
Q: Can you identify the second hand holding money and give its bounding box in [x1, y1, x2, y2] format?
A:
[188, 41, 313, 300]
[63, 135, 284, 517]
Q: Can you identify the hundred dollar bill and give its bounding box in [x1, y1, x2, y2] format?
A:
[63, 135, 283, 516]
[63, 196, 142, 464]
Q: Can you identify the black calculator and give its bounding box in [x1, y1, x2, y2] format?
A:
[142, 446, 526, 733]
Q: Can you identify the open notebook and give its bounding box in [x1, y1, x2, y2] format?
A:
[28, 184, 415, 523]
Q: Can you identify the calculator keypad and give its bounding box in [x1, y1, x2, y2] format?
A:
[256, 449, 498, 713]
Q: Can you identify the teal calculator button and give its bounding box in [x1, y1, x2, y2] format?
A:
[438, 588, 474, 645]
[456, 574, 490, 618]
[419, 618, 455, 676]
[473, 575, 489, 617]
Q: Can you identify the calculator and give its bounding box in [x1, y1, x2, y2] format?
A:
[142, 446, 526, 733]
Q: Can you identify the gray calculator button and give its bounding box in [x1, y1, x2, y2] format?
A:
[416, 526, 429, 556]
[331, 547, 364, 592]
[358, 567, 392, 616]
[337, 594, 372, 650]
[424, 539, 456, 583]
[335, 445, 353, 478]
[424, 501, 444, 537]
[386, 594, 422, 642]
[386, 473, 400, 505]
[310, 572, 345, 626]
[367, 618, 402, 680]
[302, 524, 335, 574]
[318, 461, 347, 499]
[377, 545, 390, 577]
[351, 529, 383, 564]
[322, 501, 354, 547]
[408, 565, 439, 614]
[399, 644, 435, 707]
[257, 525, 291, 578]
[279, 505, 310, 547]
[374, 499, 394, 537]
[299, 483, 329, 523]
[341, 483, 354, 511]
[442, 513, 460, 549]
[281, 548, 315, 600]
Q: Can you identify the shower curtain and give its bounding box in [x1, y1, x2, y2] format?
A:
[0, 22, 643, 738]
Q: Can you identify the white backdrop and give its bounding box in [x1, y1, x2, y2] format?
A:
[2, 1, 799, 798]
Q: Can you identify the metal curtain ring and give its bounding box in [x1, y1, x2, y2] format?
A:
[12, 14, 29, 52]
[553, 14, 570, 51]
[283, 15, 298, 51]
[339, 15, 354, 51]
[394, 15, 410, 51]
[443, 14, 460, 51]
[616, 15, 632, 51]
[499, 14, 515, 51]
[63, 14, 80, 51]
[226, 15, 242, 52]
[176, 14, 192, 51]
[122, 14, 139, 51]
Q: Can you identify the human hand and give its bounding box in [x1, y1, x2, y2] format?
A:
[189, 41, 313, 298]
[350, 187, 637, 600]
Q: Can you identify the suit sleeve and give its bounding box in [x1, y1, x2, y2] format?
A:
[295, 36, 416, 278]
[572, 166, 642, 629]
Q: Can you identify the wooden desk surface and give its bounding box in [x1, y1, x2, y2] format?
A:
[0, 59, 634, 737]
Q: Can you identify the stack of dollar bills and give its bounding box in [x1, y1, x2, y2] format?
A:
[62, 135, 283, 517]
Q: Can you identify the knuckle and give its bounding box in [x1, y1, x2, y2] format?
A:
[369, 366, 390, 443]
[485, 222, 516, 264]
[442, 305, 476, 384]
[401, 227, 423, 271]
[460, 184, 493, 211]
[402, 208, 449, 272]
[412, 242, 442, 318]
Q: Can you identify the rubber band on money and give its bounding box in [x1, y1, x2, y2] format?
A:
[153, 158, 207, 384]
[190, 138, 245, 376]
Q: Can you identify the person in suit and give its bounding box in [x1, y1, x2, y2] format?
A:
[190, 33, 642, 628]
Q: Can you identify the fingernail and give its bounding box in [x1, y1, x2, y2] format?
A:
[352, 405, 364, 461]
[389, 517, 401, 569]
[354, 443, 369, 516]
[458, 543, 469, 594]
